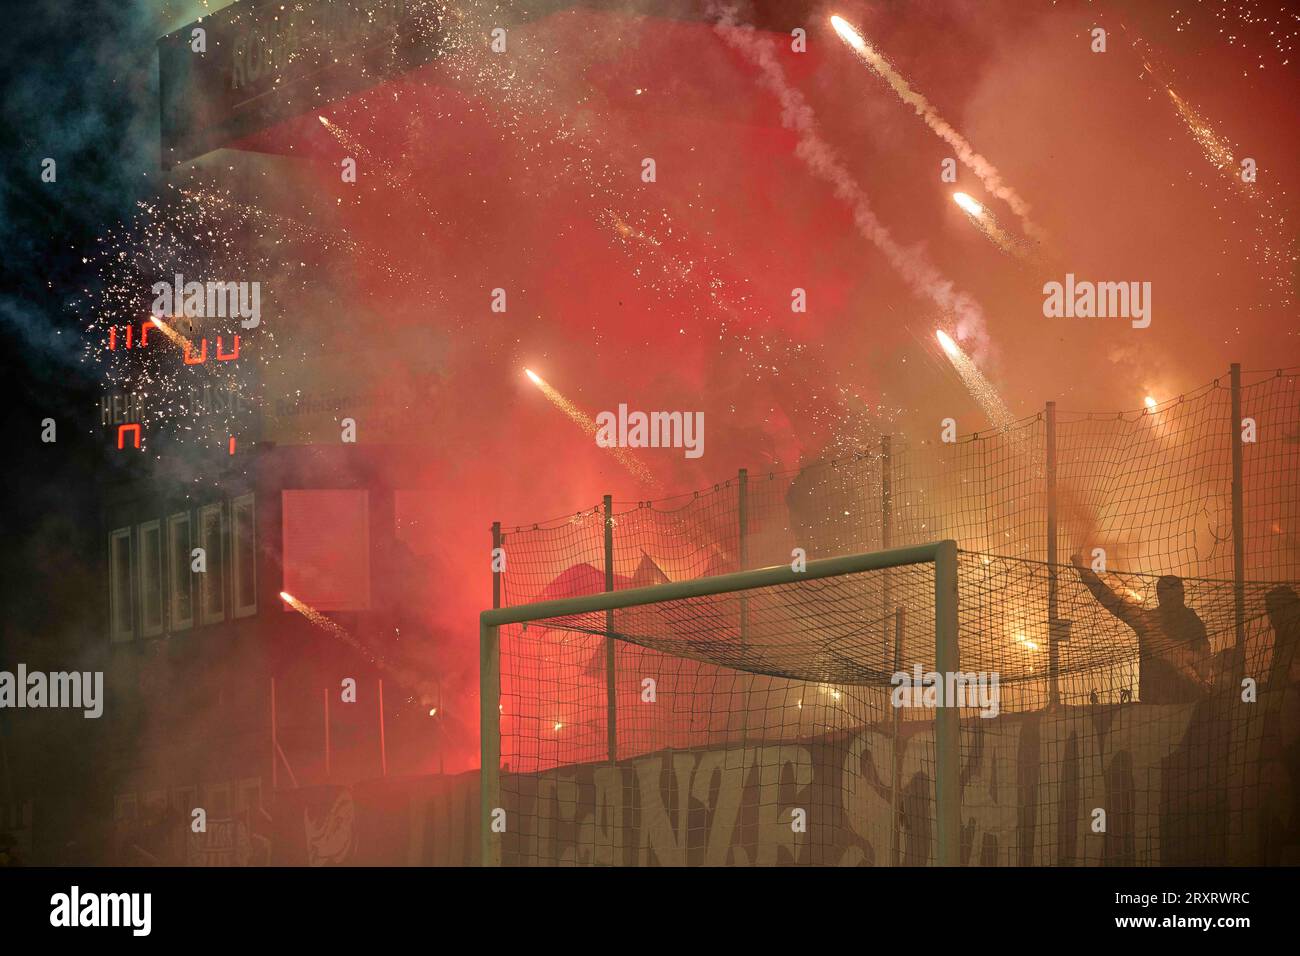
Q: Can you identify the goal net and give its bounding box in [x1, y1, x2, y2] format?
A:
[483, 538, 1294, 868]
[480, 543, 1296, 866]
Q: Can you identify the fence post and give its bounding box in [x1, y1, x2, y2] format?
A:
[738, 468, 749, 630]
[324, 688, 331, 780]
[738, 469, 751, 746]
[484, 519, 504, 863]
[270, 677, 278, 791]
[480, 619, 501, 866]
[378, 679, 387, 777]
[881, 435, 893, 644]
[881, 435, 892, 551]
[1230, 363, 1246, 652]
[1046, 401, 1060, 707]
[933, 539, 961, 866]
[604, 495, 617, 765]
[891, 604, 904, 866]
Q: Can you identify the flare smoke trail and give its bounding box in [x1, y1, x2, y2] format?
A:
[711, 6, 990, 351]
[280, 592, 437, 702]
[147, 315, 188, 350]
[1121, 24, 1293, 307]
[452, 28, 898, 452]
[935, 329, 1014, 431]
[829, 15, 1045, 244]
[952, 192, 1027, 259]
[319, 113, 456, 234]
[524, 369, 658, 485]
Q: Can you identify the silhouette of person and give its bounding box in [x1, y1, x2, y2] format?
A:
[1070, 555, 1211, 704]
[1265, 585, 1300, 688]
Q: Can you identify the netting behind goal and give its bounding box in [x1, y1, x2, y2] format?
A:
[497, 369, 1299, 615]
[483, 547, 1299, 866]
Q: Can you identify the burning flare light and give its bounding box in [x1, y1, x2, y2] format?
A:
[280, 592, 436, 701]
[831, 14, 1043, 241]
[934, 329, 1015, 431]
[829, 15, 866, 51]
[951, 193, 1025, 258]
[524, 368, 655, 484]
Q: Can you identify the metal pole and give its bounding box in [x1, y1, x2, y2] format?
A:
[738, 469, 749, 620]
[1046, 401, 1060, 707]
[378, 679, 387, 777]
[1230, 364, 1246, 652]
[882, 436, 899, 859]
[881, 435, 892, 551]
[324, 687, 331, 780]
[480, 619, 501, 866]
[270, 678, 278, 791]
[890, 605, 904, 866]
[933, 539, 961, 866]
[881, 435, 893, 647]
[603, 495, 617, 765]
[738, 469, 751, 747]
[483, 542, 956, 628]
[437, 677, 445, 776]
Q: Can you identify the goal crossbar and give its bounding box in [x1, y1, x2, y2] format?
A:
[479, 539, 960, 865]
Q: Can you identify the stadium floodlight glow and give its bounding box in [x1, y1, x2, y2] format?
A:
[478, 540, 961, 867]
[830, 15, 867, 51]
[953, 192, 983, 217]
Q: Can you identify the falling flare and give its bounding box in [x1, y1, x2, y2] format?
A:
[831, 14, 1044, 242]
[934, 329, 1015, 431]
[280, 592, 437, 701]
[712, 9, 989, 347]
[952, 193, 1026, 258]
[829, 15, 866, 51]
[148, 315, 189, 350]
[936, 329, 960, 359]
[523, 368, 656, 484]
[1123, 21, 1292, 306]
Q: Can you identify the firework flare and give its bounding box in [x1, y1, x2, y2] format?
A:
[713, 7, 990, 354]
[147, 314, 189, 350]
[280, 592, 437, 702]
[830, 15, 1045, 244]
[952, 192, 1029, 259]
[524, 368, 658, 485]
[1125, 27, 1295, 307]
[935, 329, 1015, 432]
[437, 17, 901, 456]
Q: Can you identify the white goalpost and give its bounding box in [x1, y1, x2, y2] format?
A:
[479, 540, 960, 866]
